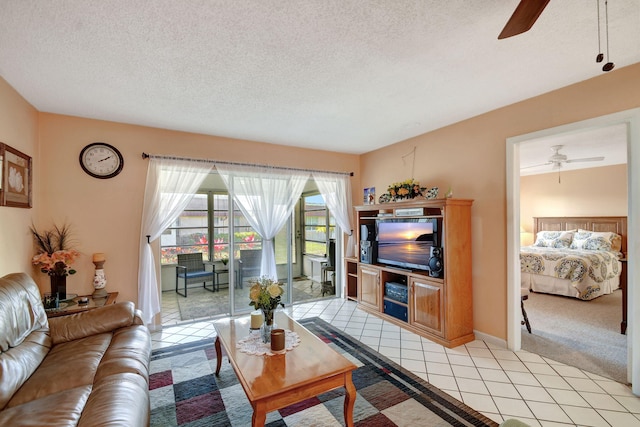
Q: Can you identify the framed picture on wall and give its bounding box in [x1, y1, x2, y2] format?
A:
[0, 143, 32, 208]
[363, 187, 375, 205]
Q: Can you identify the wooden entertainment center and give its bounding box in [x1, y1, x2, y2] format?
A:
[346, 198, 474, 348]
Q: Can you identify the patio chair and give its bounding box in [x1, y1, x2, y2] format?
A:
[321, 239, 336, 296]
[175, 253, 215, 297]
[237, 249, 262, 289]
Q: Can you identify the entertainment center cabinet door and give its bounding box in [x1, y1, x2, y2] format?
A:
[358, 265, 381, 311]
[410, 277, 444, 337]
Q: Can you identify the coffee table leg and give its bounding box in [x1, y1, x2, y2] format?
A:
[215, 336, 222, 375]
[343, 371, 356, 427]
[252, 401, 266, 427]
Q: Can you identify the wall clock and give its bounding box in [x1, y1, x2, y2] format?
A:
[79, 142, 124, 179]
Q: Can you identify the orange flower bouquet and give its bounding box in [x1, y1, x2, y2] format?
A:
[30, 223, 80, 277]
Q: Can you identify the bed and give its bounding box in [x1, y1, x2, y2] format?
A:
[520, 216, 627, 301]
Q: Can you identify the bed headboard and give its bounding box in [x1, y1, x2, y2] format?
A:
[533, 216, 627, 257]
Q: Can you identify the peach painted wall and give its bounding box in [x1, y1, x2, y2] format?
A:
[520, 164, 628, 245]
[360, 63, 640, 341]
[36, 113, 360, 309]
[0, 77, 39, 277]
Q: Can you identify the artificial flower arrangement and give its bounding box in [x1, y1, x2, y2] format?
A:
[30, 223, 80, 276]
[386, 179, 427, 201]
[249, 276, 285, 312]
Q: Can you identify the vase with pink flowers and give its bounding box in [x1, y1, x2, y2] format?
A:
[30, 223, 80, 300]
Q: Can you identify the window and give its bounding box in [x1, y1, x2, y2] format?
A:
[231, 199, 262, 256]
[160, 192, 263, 264]
[160, 193, 209, 264]
[303, 194, 335, 256]
[212, 194, 230, 262]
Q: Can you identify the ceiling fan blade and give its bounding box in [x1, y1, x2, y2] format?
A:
[498, 0, 551, 39]
[520, 162, 552, 170]
[565, 156, 605, 163]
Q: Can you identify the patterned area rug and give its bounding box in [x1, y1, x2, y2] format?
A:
[150, 317, 498, 426]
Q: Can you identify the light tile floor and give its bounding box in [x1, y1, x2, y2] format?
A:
[151, 298, 640, 426]
[160, 278, 329, 326]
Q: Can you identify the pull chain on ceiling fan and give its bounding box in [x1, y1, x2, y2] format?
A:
[596, 0, 604, 63]
[602, 0, 615, 71]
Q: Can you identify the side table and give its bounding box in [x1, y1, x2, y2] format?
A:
[46, 292, 118, 318]
[214, 268, 229, 291]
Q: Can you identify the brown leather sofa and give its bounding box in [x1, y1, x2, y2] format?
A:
[0, 272, 151, 426]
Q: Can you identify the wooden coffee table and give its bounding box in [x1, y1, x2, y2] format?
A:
[213, 312, 357, 426]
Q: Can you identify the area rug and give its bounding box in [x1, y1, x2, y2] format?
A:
[149, 317, 497, 426]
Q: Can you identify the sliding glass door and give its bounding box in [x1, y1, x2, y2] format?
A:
[230, 197, 293, 314]
[159, 175, 342, 324]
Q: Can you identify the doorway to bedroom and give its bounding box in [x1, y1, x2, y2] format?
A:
[507, 108, 640, 392]
[518, 124, 628, 383]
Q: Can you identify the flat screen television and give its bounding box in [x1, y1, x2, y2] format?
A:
[376, 218, 439, 271]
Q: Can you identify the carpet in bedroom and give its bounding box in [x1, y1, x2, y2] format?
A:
[149, 317, 497, 426]
[521, 289, 627, 384]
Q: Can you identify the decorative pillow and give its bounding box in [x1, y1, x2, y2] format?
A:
[533, 231, 574, 248]
[570, 230, 621, 252]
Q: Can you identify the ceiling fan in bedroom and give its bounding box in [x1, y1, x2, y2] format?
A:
[521, 145, 605, 182]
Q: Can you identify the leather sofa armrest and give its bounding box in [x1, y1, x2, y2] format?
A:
[48, 301, 137, 345]
[133, 309, 145, 326]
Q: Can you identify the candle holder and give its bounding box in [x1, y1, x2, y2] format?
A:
[250, 310, 263, 330]
[92, 253, 108, 298]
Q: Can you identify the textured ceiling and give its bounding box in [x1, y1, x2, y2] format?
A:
[0, 1, 639, 155]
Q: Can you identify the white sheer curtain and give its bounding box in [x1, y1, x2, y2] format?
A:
[216, 164, 309, 280]
[138, 158, 214, 325]
[312, 172, 355, 259]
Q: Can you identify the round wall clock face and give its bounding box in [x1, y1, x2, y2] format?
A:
[79, 142, 124, 179]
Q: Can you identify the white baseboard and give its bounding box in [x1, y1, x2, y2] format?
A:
[474, 329, 507, 349]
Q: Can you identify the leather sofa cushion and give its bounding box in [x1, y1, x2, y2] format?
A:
[0, 386, 91, 427]
[0, 330, 51, 410]
[94, 325, 151, 383]
[48, 301, 137, 345]
[7, 333, 112, 408]
[78, 373, 149, 427]
[0, 273, 48, 352]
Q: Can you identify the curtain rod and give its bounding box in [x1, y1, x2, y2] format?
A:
[141, 152, 354, 177]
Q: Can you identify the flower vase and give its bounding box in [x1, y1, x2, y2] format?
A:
[50, 275, 67, 300]
[260, 309, 275, 343]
